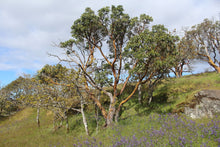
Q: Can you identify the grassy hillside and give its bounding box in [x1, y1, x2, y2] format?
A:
[0, 72, 220, 146]
[118, 72, 220, 118]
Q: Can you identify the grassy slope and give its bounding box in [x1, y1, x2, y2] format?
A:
[0, 72, 219, 146]
[118, 72, 220, 118]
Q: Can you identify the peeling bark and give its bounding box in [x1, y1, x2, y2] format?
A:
[106, 94, 116, 126]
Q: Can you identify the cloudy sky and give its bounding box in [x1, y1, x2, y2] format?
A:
[0, 0, 219, 86]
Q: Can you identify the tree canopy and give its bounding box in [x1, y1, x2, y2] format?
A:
[184, 18, 220, 73]
[56, 5, 179, 126]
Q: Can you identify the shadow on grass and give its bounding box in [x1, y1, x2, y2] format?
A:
[138, 101, 174, 116]
[139, 84, 175, 114]
[0, 115, 9, 123]
[119, 84, 177, 122]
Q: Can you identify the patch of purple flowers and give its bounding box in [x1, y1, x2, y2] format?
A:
[72, 114, 220, 146]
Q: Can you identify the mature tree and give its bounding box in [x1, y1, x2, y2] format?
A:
[120, 24, 178, 108]
[17, 74, 50, 127]
[54, 5, 178, 126]
[0, 84, 7, 114]
[185, 18, 220, 73]
[3, 76, 26, 100]
[37, 64, 90, 134]
[171, 36, 195, 78]
[0, 76, 30, 114]
[37, 64, 71, 131]
[93, 61, 111, 132]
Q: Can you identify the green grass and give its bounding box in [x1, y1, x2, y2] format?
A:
[0, 72, 219, 146]
[0, 107, 53, 147]
[0, 107, 105, 146]
[146, 72, 220, 114]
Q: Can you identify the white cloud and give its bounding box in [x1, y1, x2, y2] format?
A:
[0, 0, 219, 74]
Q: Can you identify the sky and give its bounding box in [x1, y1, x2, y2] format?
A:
[0, 0, 219, 86]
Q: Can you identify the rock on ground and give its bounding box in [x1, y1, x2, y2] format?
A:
[185, 90, 220, 119]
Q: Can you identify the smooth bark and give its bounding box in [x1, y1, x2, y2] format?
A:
[36, 102, 41, 128]
[65, 113, 69, 133]
[76, 87, 89, 135]
[138, 84, 142, 104]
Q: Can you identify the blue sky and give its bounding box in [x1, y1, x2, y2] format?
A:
[0, 71, 16, 86]
[0, 0, 219, 86]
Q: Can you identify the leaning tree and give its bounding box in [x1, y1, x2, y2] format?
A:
[185, 18, 220, 73]
[37, 64, 90, 134]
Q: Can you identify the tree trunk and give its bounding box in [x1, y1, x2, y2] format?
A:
[148, 83, 154, 105]
[148, 90, 153, 104]
[36, 104, 40, 128]
[217, 67, 220, 73]
[95, 91, 101, 134]
[115, 81, 142, 123]
[65, 113, 69, 133]
[208, 57, 220, 73]
[81, 101, 89, 135]
[174, 65, 180, 78]
[175, 72, 179, 78]
[201, 46, 220, 74]
[106, 105, 115, 126]
[60, 118, 63, 126]
[174, 61, 185, 78]
[76, 87, 89, 135]
[138, 84, 142, 104]
[53, 110, 58, 131]
[115, 107, 120, 123]
[106, 95, 115, 126]
[179, 63, 184, 77]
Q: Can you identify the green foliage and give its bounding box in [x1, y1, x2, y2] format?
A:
[37, 64, 68, 84]
[125, 24, 178, 80]
[0, 76, 31, 114]
[71, 7, 106, 43]
[184, 18, 220, 72]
